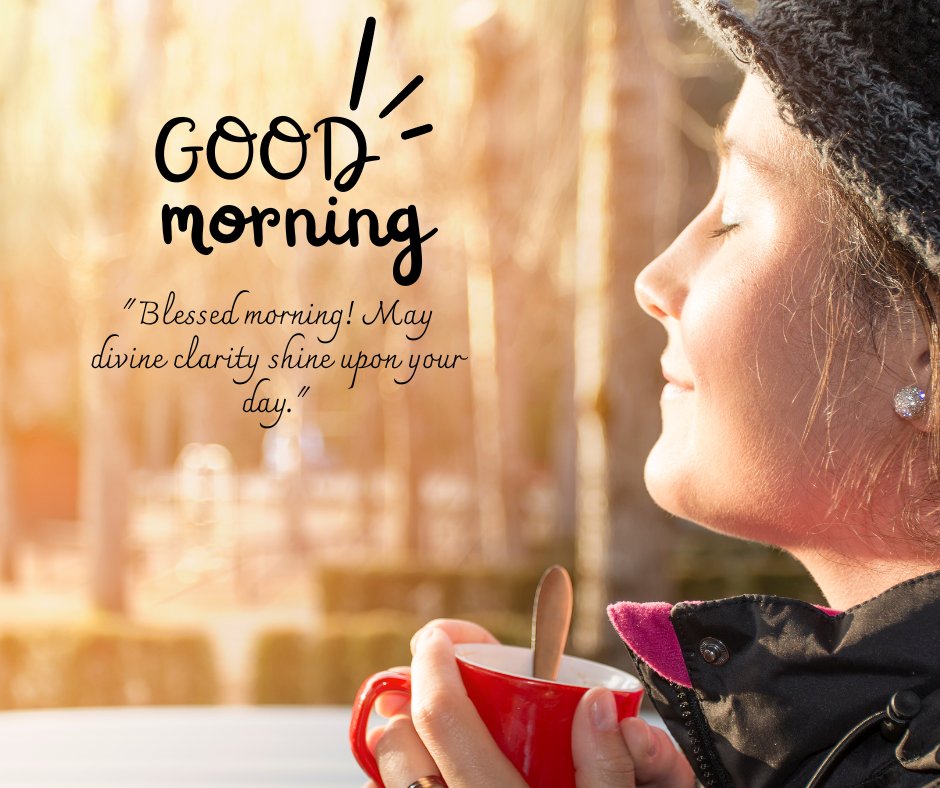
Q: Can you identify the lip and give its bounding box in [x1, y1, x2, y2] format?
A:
[661, 364, 694, 390]
[662, 381, 693, 399]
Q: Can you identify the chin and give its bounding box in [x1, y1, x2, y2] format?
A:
[644, 440, 736, 532]
[642, 440, 693, 520]
[643, 445, 792, 548]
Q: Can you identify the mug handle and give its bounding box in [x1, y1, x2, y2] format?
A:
[349, 669, 412, 785]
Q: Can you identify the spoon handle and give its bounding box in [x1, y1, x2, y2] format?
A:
[531, 565, 573, 681]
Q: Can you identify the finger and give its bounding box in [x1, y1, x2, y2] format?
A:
[620, 718, 696, 787]
[366, 724, 386, 753]
[572, 686, 637, 787]
[410, 619, 500, 654]
[374, 714, 443, 788]
[410, 627, 525, 786]
[374, 666, 411, 717]
[375, 691, 410, 718]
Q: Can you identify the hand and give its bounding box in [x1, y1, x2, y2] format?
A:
[572, 686, 697, 787]
[364, 619, 526, 788]
[364, 619, 696, 788]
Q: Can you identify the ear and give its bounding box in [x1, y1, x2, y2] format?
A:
[901, 287, 937, 434]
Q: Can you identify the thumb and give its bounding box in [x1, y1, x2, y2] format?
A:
[572, 687, 637, 788]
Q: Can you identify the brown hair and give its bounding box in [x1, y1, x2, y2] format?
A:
[805, 164, 940, 551]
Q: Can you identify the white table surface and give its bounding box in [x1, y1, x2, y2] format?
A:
[0, 707, 360, 787]
[0, 706, 669, 787]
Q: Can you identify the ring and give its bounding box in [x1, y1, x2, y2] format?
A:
[407, 778, 446, 788]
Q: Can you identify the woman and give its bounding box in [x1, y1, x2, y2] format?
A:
[363, 0, 940, 785]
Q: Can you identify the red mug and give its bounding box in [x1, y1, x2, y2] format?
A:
[350, 642, 644, 787]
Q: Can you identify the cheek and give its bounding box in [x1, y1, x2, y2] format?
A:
[680, 265, 897, 524]
[683, 261, 795, 413]
[669, 259, 820, 522]
[686, 221, 838, 421]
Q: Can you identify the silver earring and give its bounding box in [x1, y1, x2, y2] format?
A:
[894, 385, 927, 419]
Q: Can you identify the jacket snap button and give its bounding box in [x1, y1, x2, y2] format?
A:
[699, 637, 730, 666]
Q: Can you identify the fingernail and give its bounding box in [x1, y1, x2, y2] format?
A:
[414, 626, 441, 652]
[589, 688, 618, 732]
[413, 628, 432, 652]
[410, 627, 427, 653]
[647, 728, 659, 758]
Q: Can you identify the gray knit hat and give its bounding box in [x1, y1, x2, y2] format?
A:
[677, 0, 940, 273]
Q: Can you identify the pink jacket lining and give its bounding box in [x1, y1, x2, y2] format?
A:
[606, 601, 841, 689]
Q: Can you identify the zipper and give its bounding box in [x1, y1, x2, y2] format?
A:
[671, 681, 729, 787]
[623, 644, 732, 787]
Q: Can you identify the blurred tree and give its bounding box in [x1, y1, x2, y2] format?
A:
[78, 0, 169, 614]
[0, 0, 36, 584]
[376, 5, 429, 559]
[447, 0, 588, 565]
[572, 0, 683, 660]
[461, 8, 532, 563]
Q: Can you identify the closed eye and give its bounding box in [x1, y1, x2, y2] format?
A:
[708, 222, 739, 239]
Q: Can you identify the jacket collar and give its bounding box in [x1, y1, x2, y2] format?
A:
[608, 569, 940, 786]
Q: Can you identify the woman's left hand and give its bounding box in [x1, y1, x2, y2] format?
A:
[363, 623, 691, 788]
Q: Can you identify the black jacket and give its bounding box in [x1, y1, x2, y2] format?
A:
[608, 570, 940, 787]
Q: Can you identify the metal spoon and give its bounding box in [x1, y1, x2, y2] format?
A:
[531, 564, 573, 680]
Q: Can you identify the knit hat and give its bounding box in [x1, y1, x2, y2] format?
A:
[676, 0, 940, 273]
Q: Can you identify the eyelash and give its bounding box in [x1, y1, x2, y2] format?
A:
[708, 222, 739, 239]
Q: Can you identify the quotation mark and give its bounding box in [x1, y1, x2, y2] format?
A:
[298, 385, 310, 398]
[124, 298, 136, 310]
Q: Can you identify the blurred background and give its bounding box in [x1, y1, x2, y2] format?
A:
[0, 0, 820, 711]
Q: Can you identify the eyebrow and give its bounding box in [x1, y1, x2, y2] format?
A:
[713, 122, 780, 181]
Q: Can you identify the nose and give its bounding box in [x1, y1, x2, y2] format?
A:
[634, 229, 692, 322]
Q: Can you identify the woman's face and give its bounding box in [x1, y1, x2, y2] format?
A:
[635, 73, 921, 552]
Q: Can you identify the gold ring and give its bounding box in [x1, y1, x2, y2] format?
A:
[407, 777, 446, 788]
